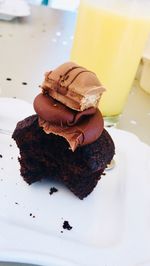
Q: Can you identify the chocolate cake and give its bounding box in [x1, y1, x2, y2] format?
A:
[12, 62, 115, 199]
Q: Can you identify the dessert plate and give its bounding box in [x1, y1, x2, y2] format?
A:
[0, 98, 150, 266]
[0, 0, 30, 21]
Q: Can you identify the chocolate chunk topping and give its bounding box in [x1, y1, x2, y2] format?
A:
[41, 62, 105, 111]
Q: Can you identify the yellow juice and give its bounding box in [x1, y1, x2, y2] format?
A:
[71, 0, 150, 116]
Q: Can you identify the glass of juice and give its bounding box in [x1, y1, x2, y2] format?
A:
[71, 0, 150, 126]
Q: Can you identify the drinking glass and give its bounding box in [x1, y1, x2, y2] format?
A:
[0, 97, 34, 135]
[70, 0, 150, 126]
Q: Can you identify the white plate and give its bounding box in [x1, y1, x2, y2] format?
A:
[0, 0, 30, 21]
[0, 98, 150, 266]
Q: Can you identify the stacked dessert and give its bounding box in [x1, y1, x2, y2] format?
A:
[12, 62, 115, 199]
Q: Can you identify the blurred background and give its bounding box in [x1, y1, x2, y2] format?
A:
[28, 0, 80, 11]
[28, 0, 150, 94]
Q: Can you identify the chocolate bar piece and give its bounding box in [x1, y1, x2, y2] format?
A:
[41, 62, 105, 111]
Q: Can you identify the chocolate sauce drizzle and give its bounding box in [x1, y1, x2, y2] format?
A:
[59, 66, 82, 82]
[68, 70, 93, 87]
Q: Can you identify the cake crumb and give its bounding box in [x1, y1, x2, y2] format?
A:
[102, 172, 106, 176]
[15, 202, 19, 205]
[60, 230, 63, 233]
[0, 154, 3, 158]
[63, 221, 72, 231]
[49, 187, 58, 195]
[29, 213, 35, 218]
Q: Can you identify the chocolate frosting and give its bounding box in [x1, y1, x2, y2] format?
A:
[34, 93, 96, 126]
[34, 93, 104, 151]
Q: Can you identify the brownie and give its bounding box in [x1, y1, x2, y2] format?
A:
[12, 115, 115, 199]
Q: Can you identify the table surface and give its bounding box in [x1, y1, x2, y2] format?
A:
[0, 4, 150, 266]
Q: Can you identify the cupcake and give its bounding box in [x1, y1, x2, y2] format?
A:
[12, 62, 115, 199]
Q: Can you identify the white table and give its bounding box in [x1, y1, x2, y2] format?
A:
[0, 4, 150, 266]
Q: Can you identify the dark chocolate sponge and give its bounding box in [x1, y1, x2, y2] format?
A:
[12, 115, 115, 199]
